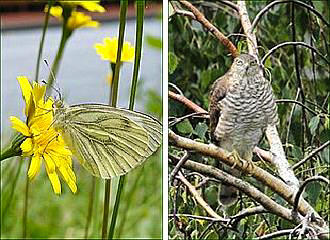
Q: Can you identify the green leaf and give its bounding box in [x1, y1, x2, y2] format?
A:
[194, 122, 208, 140]
[169, 51, 178, 74]
[291, 145, 302, 159]
[176, 119, 193, 135]
[305, 181, 322, 207]
[309, 115, 320, 136]
[200, 70, 212, 92]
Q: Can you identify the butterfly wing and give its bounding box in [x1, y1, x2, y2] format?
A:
[53, 104, 162, 178]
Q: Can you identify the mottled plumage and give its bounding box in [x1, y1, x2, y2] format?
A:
[209, 54, 278, 206]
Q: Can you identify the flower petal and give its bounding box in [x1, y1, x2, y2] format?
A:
[10, 116, 30, 136]
[17, 76, 32, 104]
[79, 2, 105, 12]
[43, 153, 56, 173]
[21, 138, 33, 154]
[47, 171, 62, 195]
[28, 154, 42, 180]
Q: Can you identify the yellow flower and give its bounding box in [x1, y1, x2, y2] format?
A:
[60, 0, 105, 12]
[67, 11, 99, 29]
[10, 76, 77, 195]
[47, 6, 100, 30]
[94, 37, 135, 63]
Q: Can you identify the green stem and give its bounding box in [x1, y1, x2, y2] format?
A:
[102, 180, 111, 238]
[116, 2, 145, 237]
[108, 1, 145, 239]
[107, 1, 128, 239]
[22, 160, 30, 238]
[1, 133, 26, 161]
[84, 176, 96, 239]
[108, 176, 125, 239]
[129, 0, 145, 110]
[0, 145, 19, 161]
[35, 0, 54, 82]
[110, 0, 128, 108]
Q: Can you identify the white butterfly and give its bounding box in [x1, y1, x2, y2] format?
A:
[52, 101, 162, 179]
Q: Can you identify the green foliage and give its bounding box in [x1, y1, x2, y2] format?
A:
[169, 1, 329, 239]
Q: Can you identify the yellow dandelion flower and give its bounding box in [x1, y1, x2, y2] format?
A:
[47, 6, 100, 30]
[10, 76, 77, 194]
[94, 37, 135, 63]
[60, 0, 105, 12]
[67, 11, 100, 29]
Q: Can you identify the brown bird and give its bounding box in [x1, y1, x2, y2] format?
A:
[208, 54, 278, 206]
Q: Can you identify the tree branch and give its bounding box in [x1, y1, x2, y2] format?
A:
[169, 130, 329, 238]
[178, 0, 239, 57]
[261, 42, 329, 65]
[176, 171, 225, 221]
[169, 90, 208, 114]
[251, 0, 329, 32]
[292, 141, 330, 170]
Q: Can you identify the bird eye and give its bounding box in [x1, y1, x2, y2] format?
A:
[236, 59, 243, 65]
[250, 60, 257, 66]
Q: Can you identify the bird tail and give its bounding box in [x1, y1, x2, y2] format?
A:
[219, 168, 240, 206]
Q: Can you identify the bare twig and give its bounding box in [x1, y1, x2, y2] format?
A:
[261, 42, 329, 65]
[169, 112, 209, 127]
[255, 229, 295, 240]
[178, 0, 238, 57]
[169, 90, 208, 114]
[251, 0, 329, 32]
[231, 206, 268, 225]
[276, 99, 319, 116]
[293, 176, 329, 212]
[169, 213, 227, 223]
[169, 142, 303, 223]
[237, 1, 258, 56]
[176, 171, 225, 221]
[169, 130, 318, 220]
[170, 1, 195, 19]
[170, 151, 190, 183]
[292, 141, 330, 170]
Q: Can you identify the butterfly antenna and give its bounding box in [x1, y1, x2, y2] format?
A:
[43, 59, 62, 100]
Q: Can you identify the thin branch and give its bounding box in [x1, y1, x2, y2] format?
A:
[169, 143, 303, 223]
[178, 0, 238, 57]
[176, 171, 225, 221]
[170, 151, 190, 183]
[169, 90, 208, 114]
[169, 112, 209, 127]
[169, 213, 227, 223]
[292, 141, 330, 170]
[170, 1, 195, 19]
[169, 130, 318, 220]
[293, 176, 329, 212]
[231, 206, 268, 225]
[255, 229, 295, 240]
[237, 1, 258, 56]
[251, 0, 329, 32]
[276, 99, 319, 116]
[261, 42, 329, 65]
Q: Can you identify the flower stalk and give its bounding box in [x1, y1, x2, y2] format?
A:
[1, 133, 26, 161]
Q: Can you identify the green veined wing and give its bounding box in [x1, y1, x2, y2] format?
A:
[52, 103, 162, 179]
